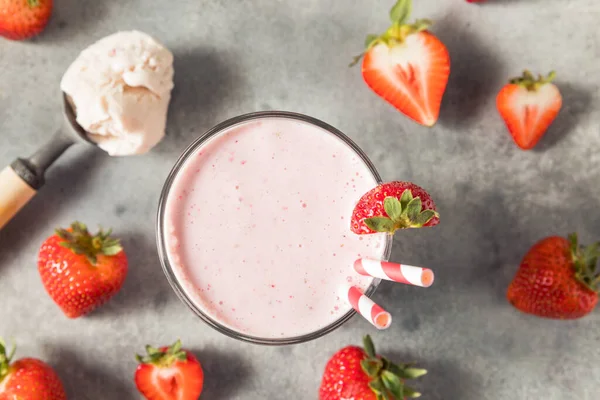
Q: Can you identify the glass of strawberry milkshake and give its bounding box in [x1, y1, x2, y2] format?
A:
[157, 112, 392, 344]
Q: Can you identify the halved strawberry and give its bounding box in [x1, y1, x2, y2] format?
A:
[351, 181, 439, 235]
[496, 70, 563, 150]
[351, 0, 450, 126]
[134, 340, 204, 400]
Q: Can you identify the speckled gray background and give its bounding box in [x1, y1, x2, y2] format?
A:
[1, 0, 600, 399]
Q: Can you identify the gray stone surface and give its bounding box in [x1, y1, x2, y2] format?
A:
[1, 0, 600, 398]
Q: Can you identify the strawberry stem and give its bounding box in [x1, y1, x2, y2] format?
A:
[56, 222, 123, 265]
[0, 338, 16, 383]
[136, 339, 188, 368]
[364, 191, 439, 233]
[360, 335, 426, 399]
[568, 233, 600, 293]
[509, 70, 556, 92]
[350, 0, 432, 67]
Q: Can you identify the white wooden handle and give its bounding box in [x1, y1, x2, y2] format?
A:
[0, 166, 37, 230]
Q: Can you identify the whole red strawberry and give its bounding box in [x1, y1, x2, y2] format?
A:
[351, 181, 439, 235]
[320, 335, 426, 400]
[507, 233, 600, 319]
[351, 0, 450, 126]
[0, 0, 53, 40]
[38, 221, 128, 318]
[135, 340, 204, 400]
[0, 338, 66, 400]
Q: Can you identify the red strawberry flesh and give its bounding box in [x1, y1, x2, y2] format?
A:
[351, 0, 450, 126]
[362, 32, 450, 126]
[496, 70, 562, 150]
[135, 340, 204, 400]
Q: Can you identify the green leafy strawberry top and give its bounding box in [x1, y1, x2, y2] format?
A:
[365, 190, 439, 233]
[351, 0, 432, 66]
[509, 70, 557, 92]
[361, 335, 426, 399]
[0, 338, 16, 383]
[569, 233, 600, 293]
[57, 222, 123, 266]
[136, 340, 187, 368]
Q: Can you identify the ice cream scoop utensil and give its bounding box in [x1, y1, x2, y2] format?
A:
[0, 94, 96, 230]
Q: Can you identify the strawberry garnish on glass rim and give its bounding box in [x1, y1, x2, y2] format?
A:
[350, 0, 451, 127]
[496, 70, 563, 150]
[351, 181, 439, 235]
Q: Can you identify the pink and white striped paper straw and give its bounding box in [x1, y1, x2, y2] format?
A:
[354, 258, 434, 288]
[341, 284, 392, 330]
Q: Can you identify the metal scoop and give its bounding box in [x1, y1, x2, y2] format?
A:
[0, 94, 99, 230]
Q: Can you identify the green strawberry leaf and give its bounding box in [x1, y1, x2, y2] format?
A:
[381, 370, 403, 399]
[569, 233, 578, 258]
[362, 359, 382, 378]
[102, 245, 123, 256]
[583, 242, 599, 272]
[386, 362, 404, 377]
[365, 217, 396, 233]
[569, 233, 600, 291]
[406, 198, 423, 222]
[399, 189, 413, 211]
[56, 222, 123, 265]
[363, 335, 377, 357]
[349, 53, 365, 67]
[414, 210, 438, 227]
[412, 19, 432, 33]
[404, 386, 422, 398]
[384, 197, 403, 222]
[403, 367, 428, 379]
[360, 336, 427, 400]
[390, 0, 412, 25]
[146, 345, 161, 355]
[369, 378, 386, 395]
[55, 229, 74, 241]
[365, 34, 379, 48]
[0, 338, 16, 381]
[171, 339, 182, 354]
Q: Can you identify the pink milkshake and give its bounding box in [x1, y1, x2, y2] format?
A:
[158, 113, 390, 343]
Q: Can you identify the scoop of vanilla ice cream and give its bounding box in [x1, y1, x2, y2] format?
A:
[61, 31, 174, 156]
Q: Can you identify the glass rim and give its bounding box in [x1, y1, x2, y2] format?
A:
[156, 111, 393, 345]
